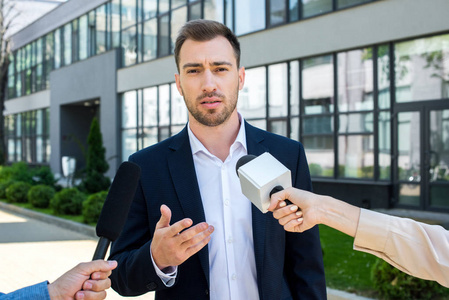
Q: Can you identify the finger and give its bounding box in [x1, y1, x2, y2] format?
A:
[268, 190, 287, 211]
[284, 218, 304, 233]
[272, 205, 299, 220]
[90, 270, 112, 280]
[177, 222, 210, 243]
[180, 224, 214, 247]
[83, 278, 111, 292]
[155, 205, 172, 230]
[161, 217, 194, 238]
[277, 209, 300, 226]
[75, 260, 117, 277]
[185, 233, 213, 258]
[75, 290, 107, 300]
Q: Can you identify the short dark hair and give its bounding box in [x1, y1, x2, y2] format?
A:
[174, 19, 241, 71]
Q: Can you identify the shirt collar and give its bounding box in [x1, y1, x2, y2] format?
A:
[188, 113, 247, 158]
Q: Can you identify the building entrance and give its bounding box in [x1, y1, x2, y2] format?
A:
[394, 102, 449, 212]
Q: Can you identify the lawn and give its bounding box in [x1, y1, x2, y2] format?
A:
[319, 224, 379, 298]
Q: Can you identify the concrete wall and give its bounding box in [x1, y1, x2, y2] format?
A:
[49, 50, 119, 178]
[4, 90, 50, 115]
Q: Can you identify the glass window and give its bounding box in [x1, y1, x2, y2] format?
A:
[204, 0, 224, 23]
[96, 5, 107, 54]
[378, 44, 390, 109]
[290, 61, 300, 116]
[71, 19, 79, 62]
[143, 87, 158, 126]
[158, 15, 170, 57]
[79, 15, 88, 60]
[171, 7, 187, 54]
[302, 55, 334, 114]
[122, 129, 137, 161]
[378, 111, 391, 180]
[302, 0, 332, 18]
[338, 135, 374, 179]
[337, 48, 373, 112]
[54, 29, 61, 69]
[122, 25, 137, 66]
[143, 18, 157, 61]
[238, 67, 266, 119]
[303, 115, 333, 134]
[337, 0, 371, 9]
[235, 0, 265, 36]
[338, 113, 373, 133]
[111, 0, 121, 48]
[303, 135, 334, 177]
[289, 0, 299, 22]
[171, 83, 188, 125]
[269, 0, 287, 26]
[225, 0, 233, 30]
[397, 112, 421, 182]
[159, 0, 169, 14]
[122, 0, 137, 28]
[122, 91, 137, 129]
[395, 34, 449, 103]
[268, 63, 288, 117]
[172, 0, 186, 9]
[63, 23, 72, 65]
[143, 0, 157, 19]
[269, 120, 287, 136]
[142, 127, 158, 148]
[159, 84, 170, 126]
[188, 2, 201, 20]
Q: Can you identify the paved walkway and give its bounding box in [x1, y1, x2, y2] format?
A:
[0, 202, 375, 300]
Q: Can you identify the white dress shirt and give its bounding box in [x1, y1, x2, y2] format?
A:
[152, 115, 259, 299]
[188, 115, 259, 300]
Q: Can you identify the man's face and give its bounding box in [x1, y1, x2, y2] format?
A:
[175, 36, 245, 127]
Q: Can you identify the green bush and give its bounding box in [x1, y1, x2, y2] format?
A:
[51, 188, 86, 215]
[10, 162, 33, 184]
[0, 180, 14, 199]
[0, 165, 13, 182]
[6, 181, 31, 203]
[371, 258, 449, 299]
[32, 166, 57, 187]
[82, 191, 107, 224]
[28, 185, 55, 208]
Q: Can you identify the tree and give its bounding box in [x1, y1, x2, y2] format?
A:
[81, 117, 110, 194]
[0, 0, 17, 165]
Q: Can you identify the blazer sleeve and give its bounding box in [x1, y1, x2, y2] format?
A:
[0, 282, 50, 300]
[354, 209, 449, 288]
[108, 172, 168, 296]
[284, 143, 327, 300]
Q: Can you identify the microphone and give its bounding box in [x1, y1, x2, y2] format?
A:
[92, 161, 141, 260]
[236, 152, 292, 213]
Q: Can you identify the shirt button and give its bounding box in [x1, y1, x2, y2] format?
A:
[224, 200, 230, 206]
[231, 273, 237, 280]
[227, 237, 233, 244]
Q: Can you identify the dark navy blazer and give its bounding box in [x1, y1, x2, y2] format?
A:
[109, 122, 326, 300]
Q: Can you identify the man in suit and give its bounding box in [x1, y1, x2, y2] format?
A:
[109, 19, 326, 300]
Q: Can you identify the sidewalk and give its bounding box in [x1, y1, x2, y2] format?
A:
[0, 202, 373, 300]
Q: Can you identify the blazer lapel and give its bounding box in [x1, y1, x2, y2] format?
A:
[167, 127, 210, 286]
[245, 122, 269, 294]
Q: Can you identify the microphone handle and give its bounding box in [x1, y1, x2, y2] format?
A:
[92, 236, 111, 260]
[269, 185, 293, 206]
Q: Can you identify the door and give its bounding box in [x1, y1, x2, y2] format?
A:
[394, 105, 449, 211]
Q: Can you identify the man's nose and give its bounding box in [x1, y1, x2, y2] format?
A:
[202, 70, 217, 92]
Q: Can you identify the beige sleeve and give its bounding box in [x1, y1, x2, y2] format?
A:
[353, 209, 449, 288]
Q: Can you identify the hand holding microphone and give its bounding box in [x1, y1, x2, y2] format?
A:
[236, 152, 293, 213]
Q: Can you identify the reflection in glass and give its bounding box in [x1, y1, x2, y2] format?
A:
[171, 0, 185, 9]
[337, 0, 371, 9]
[189, 2, 202, 20]
[338, 135, 374, 179]
[397, 112, 420, 182]
[302, 55, 334, 114]
[430, 186, 449, 208]
[289, 0, 299, 22]
[338, 48, 373, 112]
[269, 120, 287, 136]
[338, 113, 373, 133]
[378, 44, 390, 109]
[302, 0, 332, 18]
[158, 15, 170, 57]
[143, 18, 157, 61]
[79, 15, 88, 60]
[269, 0, 286, 26]
[238, 67, 266, 119]
[171, 7, 187, 53]
[379, 111, 391, 180]
[291, 117, 299, 141]
[122, 129, 137, 161]
[143, 87, 157, 126]
[204, 0, 224, 22]
[290, 61, 300, 116]
[429, 109, 449, 182]
[159, 85, 170, 126]
[171, 83, 188, 125]
[143, 0, 157, 19]
[235, 0, 265, 36]
[121, 0, 137, 28]
[96, 5, 107, 54]
[122, 91, 137, 129]
[142, 127, 158, 148]
[225, 0, 233, 30]
[122, 26, 137, 66]
[159, 0, 169, 14]
[268, 63, 288, 117]
[63, 24, 72, 65]
[246, 119, 266, 130]
[303, 135, 334, 177]
[303, 115, 333, 134]
[395, 34, 449, 103]
[111, 0, 121, 48]
[399, 183, 420, 206]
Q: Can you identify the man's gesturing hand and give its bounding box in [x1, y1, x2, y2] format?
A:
[151, 204, 214, 270]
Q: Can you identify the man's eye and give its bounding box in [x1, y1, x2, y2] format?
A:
[216, 67, 227, 72]
[187, 69, 198, 74]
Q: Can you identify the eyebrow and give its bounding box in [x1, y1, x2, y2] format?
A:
[182, 61, 233, 70]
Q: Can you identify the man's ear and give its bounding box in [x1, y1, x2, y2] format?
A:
[175, 73, 183, 96]
[238, 67, 245, 91]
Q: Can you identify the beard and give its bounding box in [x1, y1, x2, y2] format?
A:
[182, 86, 239, 127]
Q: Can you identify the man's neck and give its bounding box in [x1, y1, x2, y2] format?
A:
[189, 112, 241, 162]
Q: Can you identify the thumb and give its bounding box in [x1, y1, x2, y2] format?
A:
[156, 204, 172, 229]
[73, 260, 118, 277]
